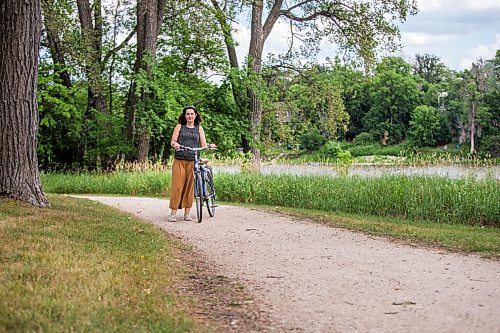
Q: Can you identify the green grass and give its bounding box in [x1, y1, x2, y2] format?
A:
[0, 195, 202, 332]
[42, 171, 499, 226]
[41, 171, 170, 196]
[215, 173, 499, 227]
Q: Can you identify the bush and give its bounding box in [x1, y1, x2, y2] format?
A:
[300, 126, 327, 151]
[409, 105, 447, 147]
[321, 141, 352, 161]
[353, 132, 374, 145]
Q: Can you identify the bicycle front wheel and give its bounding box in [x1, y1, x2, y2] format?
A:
[204, 170, 216, 217]
[194, 174, 203, 223]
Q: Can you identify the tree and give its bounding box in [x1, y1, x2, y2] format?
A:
[478, 51, 500, 156]
[41, 0, 74, 89]
[212, 0, 418, 165]
[0, 0, 50, 207]
[126, 0, 166, 162]
[413, 53, 447, 84]
[408, 105, 446, 147]
[76, 0, 109, 114]
[283, 67, 350, 139]
[462, 58, 495, 154]
[325, 61, 369, 140]
[363, 57, 420, 144]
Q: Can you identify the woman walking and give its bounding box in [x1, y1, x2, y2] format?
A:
[168, 106, 215, 222]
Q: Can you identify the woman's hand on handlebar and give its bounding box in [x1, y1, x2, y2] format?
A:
[208, 143, 217, 149]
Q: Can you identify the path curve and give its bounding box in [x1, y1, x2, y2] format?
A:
[78, 196, 500, 333]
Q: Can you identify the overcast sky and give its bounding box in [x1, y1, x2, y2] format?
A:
[232, 0, 500, 71]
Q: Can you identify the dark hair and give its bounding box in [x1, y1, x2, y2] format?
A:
[178, 106, 202, 125]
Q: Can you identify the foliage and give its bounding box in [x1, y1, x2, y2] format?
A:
[37, 64, 84, 170]
[34, 0, 499, 168]
[412, 53, 449, 84]
[408, 105, 448, 147]
[325, 61, 370, 139]
[476, 54, 500, 156]
[197, 83, 249, 157]
[320, 141, 353, 174]
[363, 57, 421, 144]
[353, 132, 374, 146]
[321, 141, 352, 162]
[344, 143, 409, 157]
[300, 126, 327, 151]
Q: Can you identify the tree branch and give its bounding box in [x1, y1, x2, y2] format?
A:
[103, 25, 137, 65]
[262, 0, 284, 41]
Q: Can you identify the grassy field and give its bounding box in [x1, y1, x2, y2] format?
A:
[216, 173, 499, 226]
[0, 195, 199, 332]
[40, 171, 500, 256]
[0, 195, 267, 332]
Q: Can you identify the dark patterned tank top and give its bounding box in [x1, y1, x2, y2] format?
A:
[174, 125, 200, 161]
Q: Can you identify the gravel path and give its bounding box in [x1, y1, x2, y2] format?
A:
[78, 196, 500, 333]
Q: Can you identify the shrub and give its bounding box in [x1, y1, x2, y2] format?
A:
[353, 132, 374, 145]
[300, 126, 327, 151]
[321, 141, 352, 161]
[409, 105, 446, 147]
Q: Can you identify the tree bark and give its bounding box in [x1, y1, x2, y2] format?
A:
[209, 0, 249, 150]
[0, 0, 50, 207]
[42, 0, 73, 88]
[126, 0, 166, 162]
[76, 0, 108, 114]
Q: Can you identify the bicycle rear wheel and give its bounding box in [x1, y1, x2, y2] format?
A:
[204, 170, 216, 217]
[194, 174, 203, 223]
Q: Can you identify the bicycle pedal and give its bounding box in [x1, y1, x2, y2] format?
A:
[210, 204, 218, 208]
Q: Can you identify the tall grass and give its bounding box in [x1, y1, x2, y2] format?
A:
[43, 171, 171, 196]
[215, 173, 499, 226]
[42, 172, 499, 227]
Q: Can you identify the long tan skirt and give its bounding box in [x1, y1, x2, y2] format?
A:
[169, 159, 194, 210]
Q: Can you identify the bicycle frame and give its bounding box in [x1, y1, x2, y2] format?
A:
[178, 145, 216, 223]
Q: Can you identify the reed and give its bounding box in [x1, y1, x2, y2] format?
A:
[215, 173, 499, 226]
[43, 171, 171, 196]
[42, 171, 499, 227]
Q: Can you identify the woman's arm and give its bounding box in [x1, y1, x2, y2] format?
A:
[170, 124, 182, 150]
[199, 126, 216, 148]
[199, 126, 208, 147]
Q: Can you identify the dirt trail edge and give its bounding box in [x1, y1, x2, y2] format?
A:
[77, 196, 500, 333]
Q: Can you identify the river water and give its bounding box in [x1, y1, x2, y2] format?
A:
[213, 164, 500, 180]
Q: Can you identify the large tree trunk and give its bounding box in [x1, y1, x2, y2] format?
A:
[76, 0, 108, 114]
[42, 0, 73, 88]
[247, 1, 265, 167]
[209, 0, 250, 151]
[126, 0, 166, 162]
[0, 0, 50, 207]
[210, 1, 243, 91]
[246, 0, 283, 167]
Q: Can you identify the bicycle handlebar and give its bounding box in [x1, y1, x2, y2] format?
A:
[179, 145, 215, 151]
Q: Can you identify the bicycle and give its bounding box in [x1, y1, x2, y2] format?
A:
[179, 145, 217, 223]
